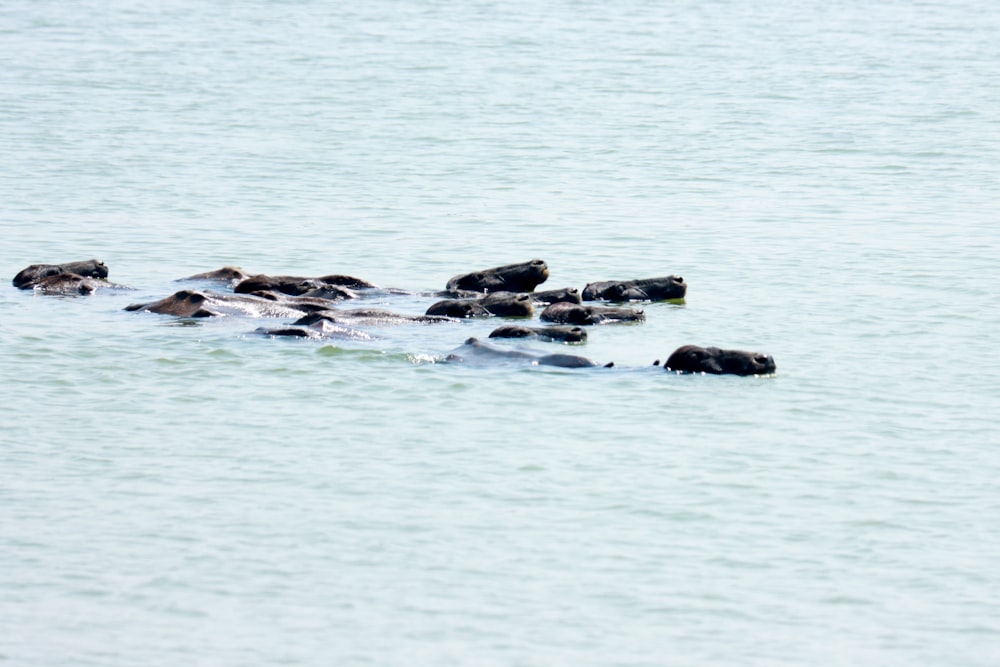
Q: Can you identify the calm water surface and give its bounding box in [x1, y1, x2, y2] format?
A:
[2, 1, 999, 665]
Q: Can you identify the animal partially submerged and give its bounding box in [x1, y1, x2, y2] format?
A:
[425, 291, 534, 318]
[15, 257, 776, 377]
[540, 302, 645, 325]
[12, 259, 110, 288]
[12, 259, 128, 294]
[233, 273, 376, 299]
[291, 310, 458, 328]
[582, 276, 687, 302]
[255, 319, 377, 341]
[488, 325, 588, 343]
[124, 290, 313, 319]
[178, 266, 251, 283]
[445, 337, 611, 368]
[531, 287, 582, 305]
[445, 259, 549, 293]
[660, 345, 776, 376]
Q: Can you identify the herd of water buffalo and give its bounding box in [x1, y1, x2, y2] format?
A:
[11, 258, 776, 375]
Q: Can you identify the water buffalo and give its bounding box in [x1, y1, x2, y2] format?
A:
[488, 325, 588, 343]
[178, 266, 250, 282]
[582, 276, 687, 301]
[661, 345, 776, 376]
[245, 290, 355, 313]
[425, 291, 534, 318]
[13, 260, 110, 289]
[255, 319, 377, 341]
[29, 273, 106, 295]
[424, 299, 491, 318]
[234, 273, 375, 297]
[293, 309, 457, 327]
[480, 292, 534, 316]
[445, 259, 549, 293]
[540, 302, 645, 325]
[531, 287, 582, 305]
[125, 290, 311, 318]
[445, 337, 611, 368]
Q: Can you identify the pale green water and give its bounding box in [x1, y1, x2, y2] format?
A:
[2, 1, 999, 665]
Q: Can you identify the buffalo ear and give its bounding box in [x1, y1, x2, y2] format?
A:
[703, 357, 724, 374]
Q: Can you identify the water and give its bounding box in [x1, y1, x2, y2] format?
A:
[2, 1, 999, 665]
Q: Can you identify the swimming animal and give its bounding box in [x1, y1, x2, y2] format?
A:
[12, 260, 133, 294]
[540, 302, 645, 325]
[177, 266, 251, 282]
[530, 287, 583, 305]
[426, 291, 534, 318]
[661, 345, 776, 376]
[582, 276, 687, 301]
[445, 337, 610, 368]
[488, 324, 588, 343]
[233, 273, 376, 297]
[124, 290, 311, 318]
[445, 259, 549, 293]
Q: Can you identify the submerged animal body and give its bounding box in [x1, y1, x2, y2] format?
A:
[256, 318, 377, 341]
[424, 299, 491, 318]
[662, 345, 776, 376]
[31, 273, 105, 295]
[488, 325, 588, 343]
[125, 290, 313, 319]
[425, 291, 534, 318]
[245, 290, 353, 313]
[13, 260, 131, 295]
[12, 259, 111, 290]
[293, 309, 457, 328]
[540, 302, 645, 325]
[178, 266, 251, 282]
[582, 276, 687, 302]
[531, 287, 582, 305]
[234, 273, 375, 297]
[479, 292, 534, 317]
[445, 259, 549, 293]
[445, 337, 609, 368]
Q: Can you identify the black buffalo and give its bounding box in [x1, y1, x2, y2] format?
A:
[662, 345, 776, 376]
[445, 259, 549, 293]
[540, 302, 645, 325]
[292, 310, 457, 327]
[125, 290, 310, 319]
[426, 291, 534, 318]
[445, 337, 610, 368]
[178, 266, 251, 282]
[13, 259, 110, 290]
[582, 276, 686, 301]
[531, 287, 582, 305]
[488, 325, 588, 343]
[233, 273, 375, 297]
